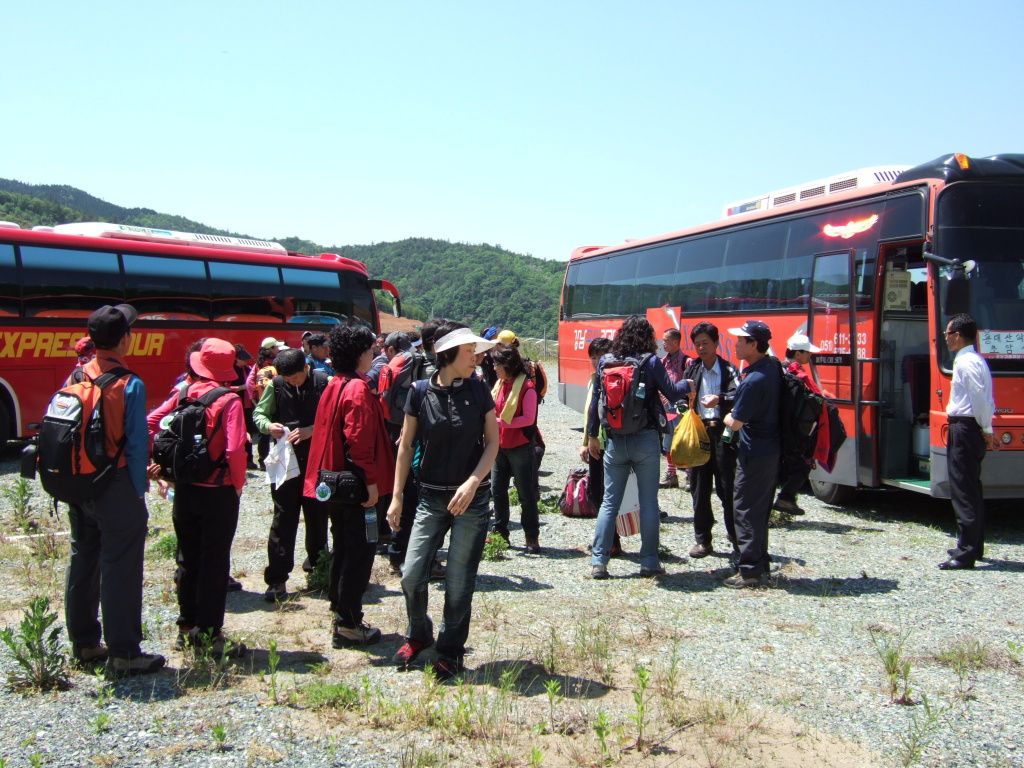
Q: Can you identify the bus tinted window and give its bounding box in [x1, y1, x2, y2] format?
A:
[634, 243, 679, 314]
[677, 236, 725, 312]
[208, 261, 283, 322]
[282, 267, 349, 325]
[20, 246, 123, 318]
[573, 258, 608, 318]
[721, 221, 789, 310]
[0, 244, 18, 317]
[123, 254, 211, 322]
[344, 272, 376, 327]
[603, 251, 638, 316]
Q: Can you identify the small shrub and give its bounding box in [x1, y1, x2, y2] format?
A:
[3, 478, 36, 534]
[482, 535, 509, 562]
[307, 547, 331, 592]
[508, 485, 520, 507]
[0, 596, 70, 691]
[151, 534, 178, 560]
[304, 680, 360, 711]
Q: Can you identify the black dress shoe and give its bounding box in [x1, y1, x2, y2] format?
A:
[938, 558, 975, 570]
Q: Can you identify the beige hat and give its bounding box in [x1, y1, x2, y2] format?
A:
[434, 328, 497, 355]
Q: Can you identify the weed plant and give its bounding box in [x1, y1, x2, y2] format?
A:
[482, 535, 509, 562]
[897, 694, 949, 767]
[508, 486, 520, 507]
[869, 626, 913, 704]
[307, 547, 331, 592]
[150, 534, 178, 560]
[0, 596, 70, 691]
[3, 479, 36, 534]
[265, 639, 280, 703]
[211, 721, 228, 751]
[628, 665, 651, 752]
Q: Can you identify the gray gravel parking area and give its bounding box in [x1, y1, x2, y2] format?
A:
[1, 388, 1023, 767]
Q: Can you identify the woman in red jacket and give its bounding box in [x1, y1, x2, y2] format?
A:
[487, 343, 541, 553]
[304, 323, 394, 648]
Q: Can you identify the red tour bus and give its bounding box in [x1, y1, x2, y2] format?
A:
[0, 222, 401, 448]
[558, 152, 1024, 502]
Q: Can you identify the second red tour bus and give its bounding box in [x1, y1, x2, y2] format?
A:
[558, 153, 1024, 502]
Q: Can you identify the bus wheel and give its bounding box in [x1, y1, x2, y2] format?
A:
[809, 478, 853, 506]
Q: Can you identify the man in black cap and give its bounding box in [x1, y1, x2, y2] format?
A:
[65, 304, 166, 675]
[723, 320, 782, 589]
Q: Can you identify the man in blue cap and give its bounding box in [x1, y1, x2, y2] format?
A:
[723, 321, 781, 589]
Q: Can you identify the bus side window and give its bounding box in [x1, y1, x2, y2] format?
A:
[0, 245, 18, 316]
[209, 261, 283, 322]
[20, 246, 123, 317]
[282, 267, 352, 325]
[123, 253, 211, 321]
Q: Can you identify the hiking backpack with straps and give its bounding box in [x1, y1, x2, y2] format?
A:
[776, 360, 825, 469]
[36, 366, 134, 505]
[599, 353, 654, 435]
[378, 350, 427, 425]
[151, 387, 234, 484]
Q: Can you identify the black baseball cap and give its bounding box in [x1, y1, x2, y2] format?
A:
[728, 320, 772, 345]
[88, 304, 138, 348]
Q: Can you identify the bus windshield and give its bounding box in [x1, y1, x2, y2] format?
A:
[937, 183, 1024, 372]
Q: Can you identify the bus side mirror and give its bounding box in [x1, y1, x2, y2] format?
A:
[924, 245, 975, 316]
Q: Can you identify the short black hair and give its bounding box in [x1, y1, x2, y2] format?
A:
[420, 317, 446, 353]
[307, 333, 327, 348]
[275, 348, 307, 376]
[490, 343, 527, 378]
[185, 338, 207, 378]
[663, 328, 682, 343]
[433, 320, 469, 369]
[948, 313, 978, 344]
[329, 323, 376, 373]
[690, 322, 719, 345]
[588, 337, 612, 358]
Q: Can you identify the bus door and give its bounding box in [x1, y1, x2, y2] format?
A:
[807, 249, 868, 491]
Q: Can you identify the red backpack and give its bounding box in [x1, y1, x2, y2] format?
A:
[558, 468, 596, 518]
[599, 353, 653, 434]
[379, 351, 426, 425]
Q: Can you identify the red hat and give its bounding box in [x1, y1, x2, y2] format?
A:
[189, 338, 237, 383]
[74, 337, 95, 355]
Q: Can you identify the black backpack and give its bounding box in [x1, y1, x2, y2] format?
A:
[777, 360, 824, 471]
[34, 366, 133, 505]
[152, 387, 234, 484]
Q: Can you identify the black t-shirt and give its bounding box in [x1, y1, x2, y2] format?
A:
[407, 374, 495, 491]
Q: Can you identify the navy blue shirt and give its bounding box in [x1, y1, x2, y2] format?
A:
[731, 355, 781, 456]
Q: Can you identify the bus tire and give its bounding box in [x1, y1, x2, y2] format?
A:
[809, 478, 853, 506]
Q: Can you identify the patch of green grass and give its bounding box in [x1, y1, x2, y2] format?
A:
[303, 680, 360, 711]
[151, 534, 178, 560]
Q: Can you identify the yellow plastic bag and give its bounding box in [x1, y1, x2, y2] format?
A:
[670, 408, 711, 468]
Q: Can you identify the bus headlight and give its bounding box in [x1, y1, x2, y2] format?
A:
[1001, 432, 1012, 445]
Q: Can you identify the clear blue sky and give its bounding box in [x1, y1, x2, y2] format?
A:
[4, 1, 1022, 262]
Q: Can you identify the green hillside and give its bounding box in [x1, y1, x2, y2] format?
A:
[0, 180, 566, 338]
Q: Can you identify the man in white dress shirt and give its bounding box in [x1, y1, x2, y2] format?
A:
[941, 313, 998, 570]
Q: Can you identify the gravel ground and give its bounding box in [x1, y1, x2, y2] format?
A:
[1, 379, 1024, 767]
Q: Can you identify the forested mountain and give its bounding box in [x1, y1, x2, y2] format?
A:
[0, 180, 566, 338]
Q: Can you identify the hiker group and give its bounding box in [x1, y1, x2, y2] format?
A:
[26, 303, 994, 681]
[31, 305, 546, 681]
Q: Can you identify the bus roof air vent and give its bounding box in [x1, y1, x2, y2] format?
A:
[50, 222, 288, 255]
[721, 164, 912, 218]
[0, 221, 22, 229]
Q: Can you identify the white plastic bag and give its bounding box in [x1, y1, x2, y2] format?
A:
[265, 427, 300, 486]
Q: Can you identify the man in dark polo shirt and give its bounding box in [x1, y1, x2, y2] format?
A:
[723, 320, 781, 588]
[254, 348, 331, 601]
